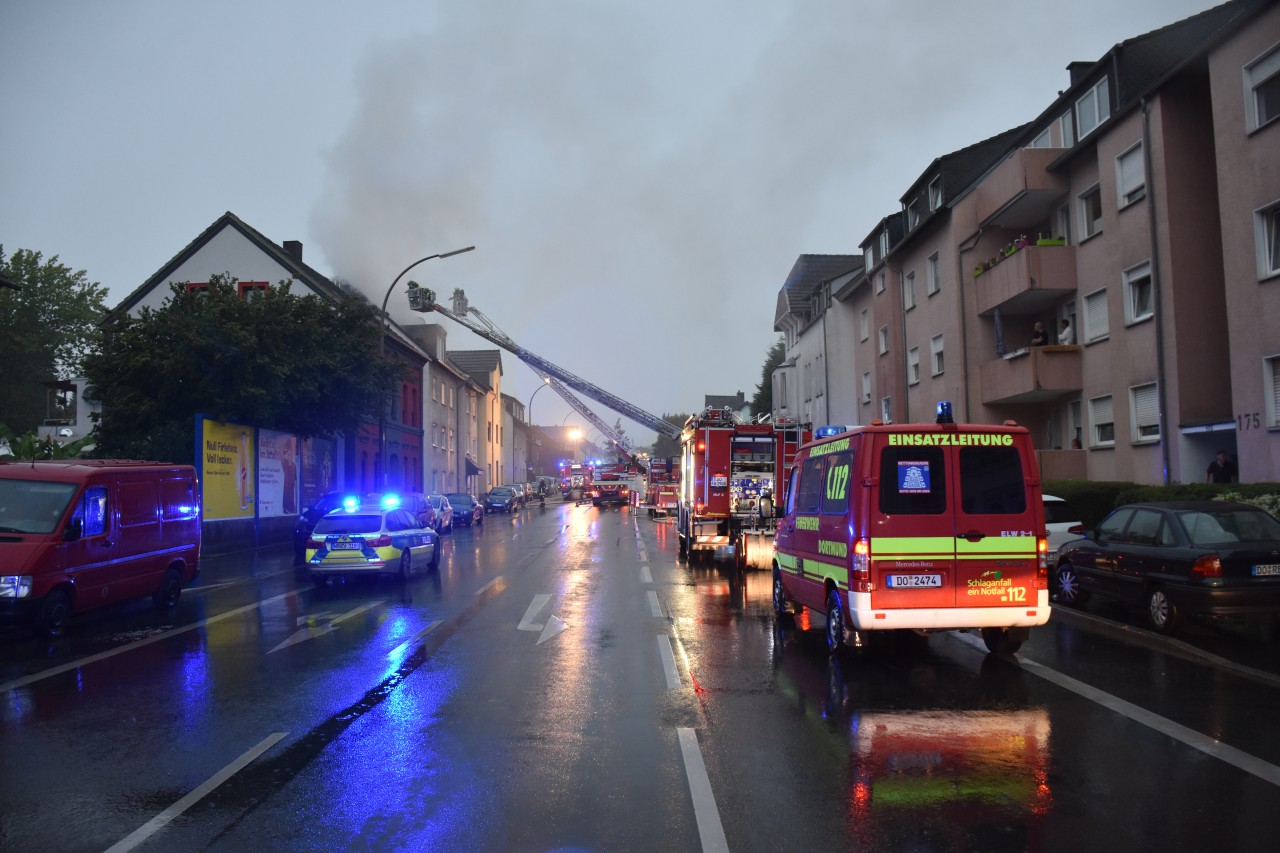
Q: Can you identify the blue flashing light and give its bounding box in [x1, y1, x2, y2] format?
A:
[936, 400, 954, 424]
[815, 425, 847, 439]
[381, 494, 402, 510]
[342, 495, 360, 512]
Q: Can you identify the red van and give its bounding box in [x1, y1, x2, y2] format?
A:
[0, 461, 201, 638]
[772, 406, 1050, 655]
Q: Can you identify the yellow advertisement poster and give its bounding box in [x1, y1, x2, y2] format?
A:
[201, 419, 256, 520]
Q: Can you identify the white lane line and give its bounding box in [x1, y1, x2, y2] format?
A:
[647, 590, 663, 618]
[640, 565, 653, 584]
[474, 576, 503, 596]
[677, 728, 730, 853]
[517, 594, 552, 631]
[103, 731, 288, 853]
[1, 591, 297, 693]
[388, 620, 442, 659]
[659, 636, 681, 689]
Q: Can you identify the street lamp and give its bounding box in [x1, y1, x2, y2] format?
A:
[525, 378, 551, 483]
[378, 245, 475, 490]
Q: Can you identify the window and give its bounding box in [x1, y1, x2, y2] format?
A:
[797, 456, 826, 514]
[926, 252, 940, 295]
[859, 308, 870, 341]
[930, 334, 945, 375]
[879, 231, 890, 257]
[821, 451, 853, 515]
[878, 325, 889, 355]
[880, 396, 892, 423]
[861, 371, 871, 404]
[1059, 110, 1075, 148]
[879, 446, 945, 515]
[907, 347, 920, 385]
[1116, 143, 1145, 207]
[432, 424, 439, 449]
[959, 448, 1027, 515]
[1075, 77, 1110, 139]
[1030, 127, 1052, 148]
[864, 252, 875, 273]
[903, 271, 916, 311]
[238, 281, 268, 301]
[1245, 45, 1280, 132]
[907, 199, 920, 228]
[928, 176, 942, 210]
[876, 272, 886, 294]
[1079, 185, 1103, 238]
[1255, 200, 1280, 279]
[1083, 289, 1109, 342]
[1266, 355, 1280, 428]
[184, 282, 209, 295]
[1089, 395, 1115, 447]
[1057, 204, 1072, 245]
[1130, 383, 1160, 442]
[1124, 262, 1153, 323]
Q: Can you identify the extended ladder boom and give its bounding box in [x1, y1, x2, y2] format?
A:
[408, 285, 682, 441]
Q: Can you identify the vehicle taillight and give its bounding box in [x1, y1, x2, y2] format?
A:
[1191, 555, 1222, 579]
[695, 502, 704, 514]
[851, 539, 873, 592]
[307, 538, 323, 549]
[1036, 536, 1050, 587]
[366, 535, 392, 548]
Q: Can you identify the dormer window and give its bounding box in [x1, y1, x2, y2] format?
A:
[928, 176, 943, 210]
[1074, 77, 1110, 140]
[906, 199, 920, 228]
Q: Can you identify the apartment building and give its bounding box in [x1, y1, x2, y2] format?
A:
[775, 0, 1279, 484]
[447, 349, 504, 494]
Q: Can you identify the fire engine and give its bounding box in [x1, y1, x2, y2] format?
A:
[645, 456, 680, 518]
[677, 407, 810, 567]
[559, 461, 592, 501]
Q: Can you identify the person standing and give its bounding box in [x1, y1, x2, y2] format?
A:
[1205, 450, 1238, 483]
[1030, 321, 1049, 346]
[1058, 318, 1074, 345]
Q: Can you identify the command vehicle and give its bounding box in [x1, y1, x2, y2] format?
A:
[0, 460, 201, 638]
[771, 403, 1050, 655]
[677, 408, 810, 567]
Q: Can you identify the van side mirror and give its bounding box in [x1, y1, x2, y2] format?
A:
[63, 517, 83, 542]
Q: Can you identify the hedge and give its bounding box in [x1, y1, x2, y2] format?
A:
[1044, 480, 1280, 529]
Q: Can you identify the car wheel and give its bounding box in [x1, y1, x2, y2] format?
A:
[428, 540, 441, 572]
[981, 627, 1023, 654]
[34, 587, 72, 639]
[1146, 587, 1179, 634]
[153, 568, 182, 610]
[400, 550, 413, 580]
[1054, 561, 1090, 607]
[825, 588, 847, 655]
[772, 570, 791, 617]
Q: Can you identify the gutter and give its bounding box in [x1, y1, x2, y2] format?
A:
[1141, 96, 1173, 485]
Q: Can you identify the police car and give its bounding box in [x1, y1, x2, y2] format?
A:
[306, 496, 441, 584]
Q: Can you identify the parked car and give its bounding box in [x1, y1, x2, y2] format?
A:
[1054, 500, 1280, 633]
[446, 493, 484, 527]
[426, 493, 454, 533]
[294, 490, 350, 560]
[1043, 494, 1087, 561]
[484, 486, 518, 514]
[305, 502, 439, 583]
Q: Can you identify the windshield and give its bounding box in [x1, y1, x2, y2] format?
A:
[313, 513, 382, 535]
[490, 488, 514, 497]
[446, 494, 472, 506]
[1177, 507, 1280, 545]
[0, 479, 79, 534]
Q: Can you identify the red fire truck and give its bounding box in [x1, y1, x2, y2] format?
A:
[676, 408, 810, 567]
[559, 461, 591, 501]
[646, 456, 680, 518]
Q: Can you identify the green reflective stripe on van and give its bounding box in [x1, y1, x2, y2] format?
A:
[802, 559, 847, 586]
[956, 536, 1036, 558]
[873, 536, 955, 558]
[776, 552, 799, 570]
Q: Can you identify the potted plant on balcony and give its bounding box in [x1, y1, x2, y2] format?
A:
[1036, 232, 1065, 247]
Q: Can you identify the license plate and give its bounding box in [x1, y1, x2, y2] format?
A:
[887, 574, 942, 588]
[331, 541, 361, 550]
[1253, 563, 1280, 576]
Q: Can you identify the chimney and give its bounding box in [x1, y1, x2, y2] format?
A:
[283, 240, 303, 262]
[1066, 61, 1093, 88]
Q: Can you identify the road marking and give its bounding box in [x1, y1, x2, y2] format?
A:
[0, 591, 298, 693]
[103, 731, 287, 853]
[538, 615, 569, 645]
[186, 581, 237, 595]
[269, 601, 382, 654]
[951, 632, 1280, 787]
[640, 565, 653, 584]
[517, 594, 552, 631]
[475, 576, 504, 596]
[647, 590, 663, 618]
[677, 728, 730, 853]
[388, 620, 442, 659]
[659, 636, 681, 689]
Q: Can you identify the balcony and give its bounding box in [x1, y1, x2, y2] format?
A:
[1037, 449, 1087, 481]
[972, 147, 1068, 229]
[981, 345, 1082, 405]
[975, 244, 1077, 316]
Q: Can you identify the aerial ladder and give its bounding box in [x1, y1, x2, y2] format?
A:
[406, 285, 681, 464]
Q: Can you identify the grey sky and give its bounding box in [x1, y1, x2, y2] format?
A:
[0, 0, 1219, 445]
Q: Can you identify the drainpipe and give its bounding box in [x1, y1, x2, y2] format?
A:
[821, 308, 830, 426]
[1141, 97, 1172, 484]
[887, 265, 909, 423]
[956, 228, 985, 423]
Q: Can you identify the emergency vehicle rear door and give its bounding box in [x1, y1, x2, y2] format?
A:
[951, 443, 1038, 608]
[870, 441, 956, 609]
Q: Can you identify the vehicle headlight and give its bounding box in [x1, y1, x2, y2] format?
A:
[0, 576, 33, 599]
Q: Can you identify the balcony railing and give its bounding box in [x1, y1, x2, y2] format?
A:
[972, 147, 1068, 229]
[980, 345, 1082, 405]
[975, 244, 1077, 316]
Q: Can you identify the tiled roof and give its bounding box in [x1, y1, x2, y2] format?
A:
[447, 349, 503, 391]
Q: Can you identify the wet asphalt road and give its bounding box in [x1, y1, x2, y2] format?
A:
[2, 500, 1280, 852]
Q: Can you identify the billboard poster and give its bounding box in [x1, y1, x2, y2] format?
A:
[200, 419, 256, 520]
[258, 429, 299, 517]
[300, 436, 338, 510]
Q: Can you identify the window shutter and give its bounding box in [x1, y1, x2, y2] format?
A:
[1118, 147, 1143, 199]
[1091, 396, 1113, 425]
[1085, 291, 1109, 340]
[1133, 385, 1158, 433]
[1271, 358, 1280, 425]
[1249, 48, 1280, 87]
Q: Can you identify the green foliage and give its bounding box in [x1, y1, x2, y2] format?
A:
[0, 424, 96, 460]
[651, 412, 690, 458]
[84, 274, 398, 462]
[1216, 489, 1280, 517]
[0, 247, 110, 433]
[1043, 480, 1137, 529]
[750, 337, 785, 418]
[1046, 479, 1280, 527]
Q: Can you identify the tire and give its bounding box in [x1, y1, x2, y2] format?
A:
[982, 627, 1023, 654]
[428, 540, 441, 572]
[34, 587, 72, 639]
[1054, 561, 1090, 607]
[1146, 587, 1179, 634]
[153, 568, 182, 610]
[772, 570, 791, 617]
[825, 588, 847, 655]
[399, 550, 413, 580]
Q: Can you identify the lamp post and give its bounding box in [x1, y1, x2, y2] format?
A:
[378, 245, 475, 491]
[526, 378, 551, 483]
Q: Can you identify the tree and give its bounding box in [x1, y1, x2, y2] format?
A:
[0, 247, 110, 433]
[0, 424, 96, 460]
[84, 274, 399, 462]
[651, 412, 690, 458]
[750, 337, 786, 418]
